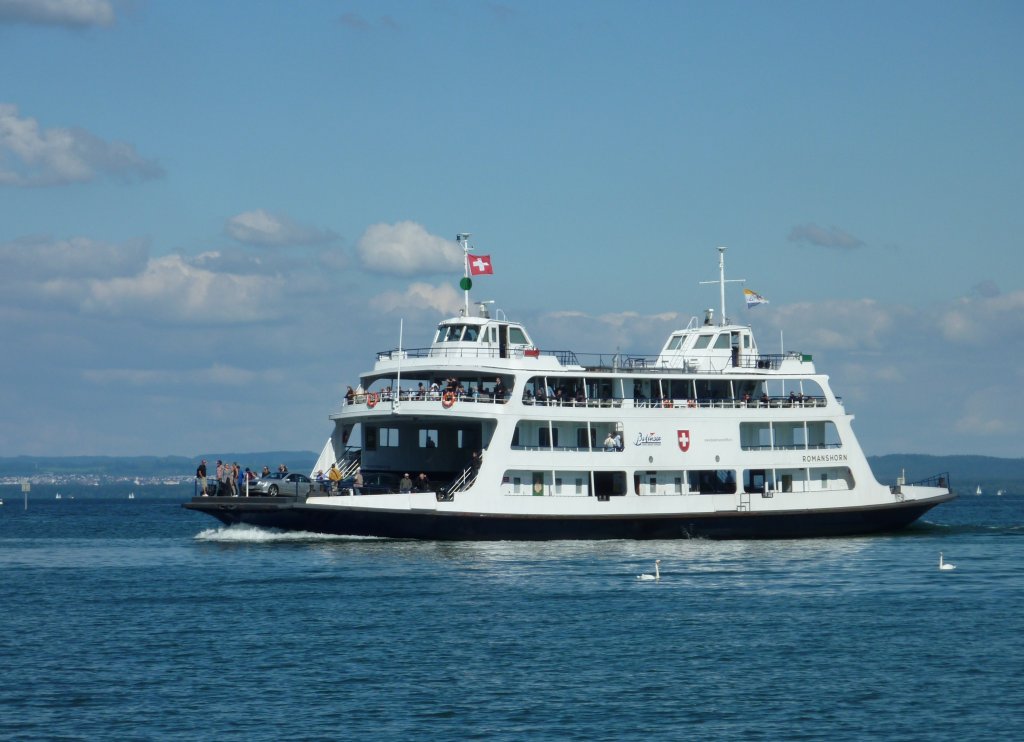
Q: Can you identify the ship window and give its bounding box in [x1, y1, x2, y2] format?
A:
[667, 335, 684, 350]
[807, 421, 841, 448]
[774, 422, 807, 450]
[513, 477, 521, 494]
[532, 472, 545, 495]
[694, 334, 713, 349]
[364, 427, 377, 451]
[744, 469, 775, 493]
[539, 428, 559, 448]
[692, 469, 737, 494]
[714, 334, 731, 349]
[418, 429, 438, 448]
[464, 326, 479, 341]
[379, 427, 399, 447]
[740, 422, 773, 450]
[508, 327, 528, 344]
[593, 471, 627, 499]
[576, 478, 584, 495]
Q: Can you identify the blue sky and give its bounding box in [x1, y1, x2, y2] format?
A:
[1, 0, 1021, 460]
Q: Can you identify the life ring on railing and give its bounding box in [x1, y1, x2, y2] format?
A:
[366, 392, 379, 409]
[663, 399, 673, 409]
[441, 391, 456, 409]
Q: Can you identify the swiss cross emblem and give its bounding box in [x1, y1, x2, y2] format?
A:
[677, 430, 691, 452]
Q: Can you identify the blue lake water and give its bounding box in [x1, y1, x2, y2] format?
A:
[1, 485, 1022, 740]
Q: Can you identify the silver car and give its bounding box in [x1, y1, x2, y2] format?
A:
[247, 471, 313, 496]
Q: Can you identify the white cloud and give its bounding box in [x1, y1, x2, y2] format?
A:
[762, 299, 900, 350]
[369, 281, 462, 315]
[82, 363, 285, 387]
[225, 209, 336, 246]
[0, 0, 114, 27]
[954, 388, 1020, 436]
[356, 221, 462, 276]
[0, 104, 162, 186]
[788, 223, 864, 250]
[940, 290, 1024, 345]
[45, 254, 282, 323]
[0, 235, 148, 281]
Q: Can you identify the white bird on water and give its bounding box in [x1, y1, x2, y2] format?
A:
[939, 552, 956, 571]
[637, 560, 661, 581]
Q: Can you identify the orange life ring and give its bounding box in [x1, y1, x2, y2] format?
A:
[366, 392, 379, 409]
[441, 391, 456, 409]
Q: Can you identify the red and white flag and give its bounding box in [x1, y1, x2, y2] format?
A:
[469, 255, 494, 275]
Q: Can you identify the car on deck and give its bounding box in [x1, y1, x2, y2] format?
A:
[248, 471, 314, 496]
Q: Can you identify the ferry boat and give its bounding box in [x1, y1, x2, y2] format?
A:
[185, 238, 954, 540]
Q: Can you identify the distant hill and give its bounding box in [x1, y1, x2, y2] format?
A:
[0, 452, 318, 478]
[868, 454, 1023, 492]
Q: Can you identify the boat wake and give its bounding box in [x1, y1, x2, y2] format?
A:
[194, 524, 382, 543]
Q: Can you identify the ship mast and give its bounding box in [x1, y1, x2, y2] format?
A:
[699, 246, 744, 326]
[458, 232, 472, 316]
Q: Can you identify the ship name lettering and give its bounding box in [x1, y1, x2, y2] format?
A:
[801, 453, 848, 463]
[634, 432, 663, 447]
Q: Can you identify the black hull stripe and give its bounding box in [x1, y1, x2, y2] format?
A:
[184, 496, 951, 541]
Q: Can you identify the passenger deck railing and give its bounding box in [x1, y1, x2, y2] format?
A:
[522, 396, 828, 409]
[345, 392, 829, 410]
[373, 346, 813, 374]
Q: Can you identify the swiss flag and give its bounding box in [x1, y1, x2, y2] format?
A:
[469, 255, 494, 275]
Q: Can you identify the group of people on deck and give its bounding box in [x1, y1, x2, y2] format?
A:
[344, 377, 509, 405]
[603, 432, 624, 452]
[195, 460, 287, 497]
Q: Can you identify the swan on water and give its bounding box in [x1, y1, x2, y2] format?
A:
[637, 559, 661, 581]
[939, 552, 956, 571]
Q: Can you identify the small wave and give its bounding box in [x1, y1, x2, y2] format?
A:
[194, 524, 383, 543]
[914, 520, 1024, 536]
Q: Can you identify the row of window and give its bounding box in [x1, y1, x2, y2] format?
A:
[363, 420, 843, 454]
[502, 466, 855, 497]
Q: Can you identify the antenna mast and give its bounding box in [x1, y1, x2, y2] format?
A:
[699, 246, 745, 326]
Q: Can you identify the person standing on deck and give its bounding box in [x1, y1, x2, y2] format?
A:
[196, 459, 208, 495]
[328, 463, 342, 493]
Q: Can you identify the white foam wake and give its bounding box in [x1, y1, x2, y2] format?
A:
[194, 524, 382, 543]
